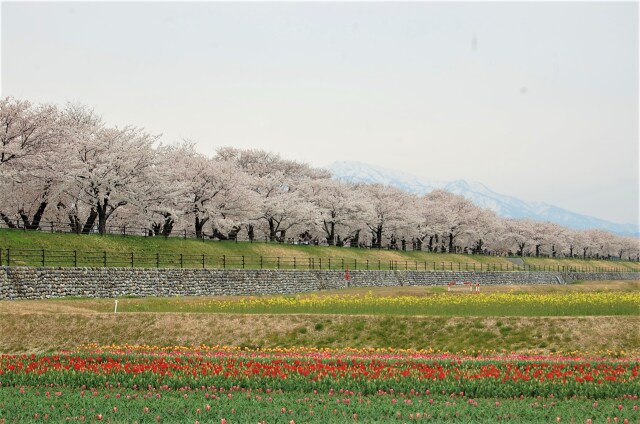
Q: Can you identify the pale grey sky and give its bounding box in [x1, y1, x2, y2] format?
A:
[1, 1, 638, 225]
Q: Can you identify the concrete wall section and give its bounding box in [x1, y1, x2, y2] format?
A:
[0, 267, 638, 300]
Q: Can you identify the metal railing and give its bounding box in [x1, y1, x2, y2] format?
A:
[0, 248, 637, 273]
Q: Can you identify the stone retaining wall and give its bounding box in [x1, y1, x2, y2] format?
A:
[0, 267, 637, 300]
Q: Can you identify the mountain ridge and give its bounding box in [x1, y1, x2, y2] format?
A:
[326, 161, 639, 237]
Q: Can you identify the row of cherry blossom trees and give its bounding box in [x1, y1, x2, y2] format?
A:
[1, 97, 638, 260]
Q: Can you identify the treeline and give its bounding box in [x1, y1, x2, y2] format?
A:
[1, 97, 638, 260]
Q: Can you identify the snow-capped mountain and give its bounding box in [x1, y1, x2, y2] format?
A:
[327, 161, 640, 237]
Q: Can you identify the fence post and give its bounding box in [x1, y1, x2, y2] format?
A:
[242, 255, 245, 269]
[7, 249, 10, 267]
[319, 258, 322, 270]
[355, 259, 357, 270]
[0, 248, 2, 266]
[329, 258, 331, 269]
[342, 258, 344, 270]
[180, 254, 183, 269]
[74, 250, 77, 267]
[42, 249, 45, 267]
[156, 252, 159, 268]
[260, 256, 263, 269]
[202, 254, 205, 269]
[132, 252, 135, 268]
[378, 259, 381, 270]
[277, 257, 280, 269]
[293, 257, 296, 269]
[104, 251, 107, 267]
[223, 255, 226, 269]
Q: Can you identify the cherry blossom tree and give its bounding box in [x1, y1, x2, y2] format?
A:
[505, 218, 537, 256]
[0, 97, 63, 168]
[216, 147, 329, 242]
[528, 221, 566, 257]
[358, 184, 417, 249]
[0, 98, 69, 229]
[421, 190, 483, 253]
[465, 208, 501, 254]
[63, 124, 160, 234]
[172, 150, 254, 239]
[301, 179, 369, 246]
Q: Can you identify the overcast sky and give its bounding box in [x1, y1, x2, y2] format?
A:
[1, 1, 638, 225]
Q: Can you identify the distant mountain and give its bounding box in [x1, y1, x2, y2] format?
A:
[326, 161, 640, 237]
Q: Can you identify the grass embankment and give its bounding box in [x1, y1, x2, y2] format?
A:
[2, 282, 638, 355]
[1, 229, 638, 271]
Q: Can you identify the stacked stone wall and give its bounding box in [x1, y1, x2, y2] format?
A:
[0, 267, 637, 300]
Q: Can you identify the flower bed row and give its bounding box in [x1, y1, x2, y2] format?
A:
[1, 352, 638, 398]
[1, 350, 639, 422]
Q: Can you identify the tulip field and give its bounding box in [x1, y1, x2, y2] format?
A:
[0, 346, 639, 423]
[1, 282, 639, 422]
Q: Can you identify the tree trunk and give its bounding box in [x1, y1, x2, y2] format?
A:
[69, 214, 81, 233]
[349, 229, 360, 248]
[31, 201, 48, 229]
[211, 227, 228, 240]
[448, 233, 455, 253]
[517, 242, 525, 256]
[535, 244, 541, 257]
[0, 212, 17, 228]
[323, 221, 335, 246]
[247, 224, 255, 242]
[375, 225, 383, 249]
[95, 198, 110, 235]
[81, 208, 98, 234]
[268, 218, 277, 242]
[228, 225, 241, 240]
[18, 202, 48, 230]
[195, 216, 208, 239]
[162, 214, 174, 237]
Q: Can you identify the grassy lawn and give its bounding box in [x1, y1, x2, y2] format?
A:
[2, 229, 639, 271]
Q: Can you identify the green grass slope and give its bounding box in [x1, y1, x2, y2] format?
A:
[0, 229, 638, 271]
